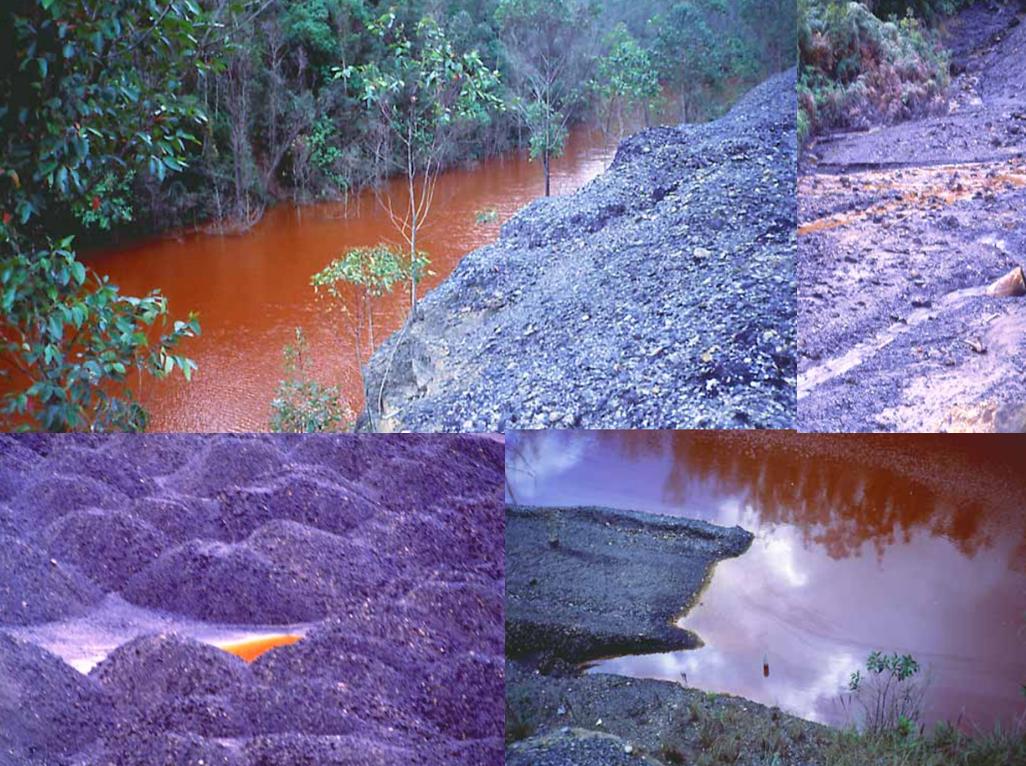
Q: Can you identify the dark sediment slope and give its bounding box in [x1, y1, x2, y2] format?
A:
[0, 535, 103, 626]
[504, 505, 831, 766]
[0, 434, 504, 766]
[506, 505, 753, 664]
[363, 70, 797, 432]
[506, 662, 833, 766]
[0, 634, 111, 764]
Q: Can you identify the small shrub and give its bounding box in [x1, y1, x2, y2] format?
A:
[475, 208, 500, 225]
[270, 327, 352, 433]
[841, 651, 928, 734]
[798, 0, 952, 143]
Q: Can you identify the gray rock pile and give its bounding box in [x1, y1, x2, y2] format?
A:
[363, 70, 797, 431]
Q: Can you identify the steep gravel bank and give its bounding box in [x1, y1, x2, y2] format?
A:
[0, 434, 504, 766]
[799, 2, 1026, 431]
[505, 505, 752, 664]
[362, 70, 797, 432]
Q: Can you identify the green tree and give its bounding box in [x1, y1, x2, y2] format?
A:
[310, 244, 428, 429]
[0, 0, 224, 431]
[270, 327, 352, 433]
[594, 23, 662, 135]
[336, 12, 501, 312]
[653, 0, 760, 122]
[843, 651, 925, 733]
[496, 0, 597, 196]
[740, 0, 797, 72]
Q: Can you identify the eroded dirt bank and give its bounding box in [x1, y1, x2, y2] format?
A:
[362, 70, 797, 432]
[799, 2, 1026, 432]
[0, 434, 504, 766]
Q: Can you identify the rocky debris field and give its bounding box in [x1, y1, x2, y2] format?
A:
[799, 1, 1026, 431]
[506, 663, 833, 766]
[505, 505, 752, 666]
[0, 433, 504, 766]
[362, 70, 797, 432]
[504, 505, 829, 766]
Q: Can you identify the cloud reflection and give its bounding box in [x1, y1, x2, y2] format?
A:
[507, 432, 1026, 729]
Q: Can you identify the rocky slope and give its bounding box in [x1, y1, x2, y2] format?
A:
[362, 70, 797, 432]
[798, 2, 1026, 431]
[505, 505, 752, 665]
[0, 434, 504, 766]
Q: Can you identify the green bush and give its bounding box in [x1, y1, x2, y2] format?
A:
[270, 327, 352, 433]
[798, 0, 953, 143]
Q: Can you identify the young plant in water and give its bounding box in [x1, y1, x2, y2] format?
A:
[841, 651, 927, 734]
[475, 208, 500, 225]
[311, 245, 429, 429]
[270, 327, 352, 433]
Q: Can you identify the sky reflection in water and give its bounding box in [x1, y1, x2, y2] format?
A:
[505, 431, 1026, 730]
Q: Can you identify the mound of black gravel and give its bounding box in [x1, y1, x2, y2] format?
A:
[216, 474, 378, 541]
[0, 534, 103, 625]
[241, 733, 418, 766]
[43, 446, 157, 499]
[0, 433, 504, 766]
[506, 728, 649, 766]
[8, 473, 128, 530]
[124, 537, 324, 624]
[42, 510, 168, 592]
[0, 633, 110, 763]
[167, 437, 287, 498]
[0, 438, 38, 502]
[123, 521, 397, 623]
[90, 633, 251, 709]
[362, 70, 797, 431]
[129, 495, 222, 543]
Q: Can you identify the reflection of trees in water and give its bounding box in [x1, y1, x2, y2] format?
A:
[511, 431, 1026, 569]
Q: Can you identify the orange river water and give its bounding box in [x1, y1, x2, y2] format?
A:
[84, 128, 620, 432]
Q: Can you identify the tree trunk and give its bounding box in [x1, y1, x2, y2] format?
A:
[543, 150, 551, 197]
[407, 126, 418, 314]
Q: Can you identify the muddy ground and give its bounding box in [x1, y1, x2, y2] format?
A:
[504, 504, 830, 766]
[798, 1, 1026, 432]
[0, 434, 504, 766]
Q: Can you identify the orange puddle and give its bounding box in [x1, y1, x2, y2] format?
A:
[799, 159, 1026, 237]
[219, 633, 301, 662]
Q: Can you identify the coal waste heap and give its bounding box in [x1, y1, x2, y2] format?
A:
[363, 69, 797, 431]
[0, 434, 504, 766]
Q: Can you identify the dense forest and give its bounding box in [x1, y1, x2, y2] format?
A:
[798, 0, 979, 143]
[0, 0, 794, 431]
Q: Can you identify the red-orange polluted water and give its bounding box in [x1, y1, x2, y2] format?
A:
[506, 431, 1026, 730]
[219, 634, 302, 662]
[82, 128, 620, 432]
